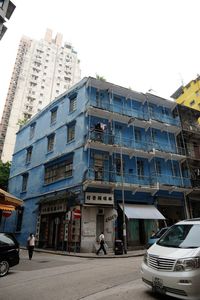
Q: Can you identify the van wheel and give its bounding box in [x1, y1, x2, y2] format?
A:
[0, 260, 9, 277]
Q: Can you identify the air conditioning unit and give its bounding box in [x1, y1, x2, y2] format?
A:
[97, 208, 104, 215]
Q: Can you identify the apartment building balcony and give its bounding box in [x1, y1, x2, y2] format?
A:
[86, 102, 149, 130]
[84, 132, 186, 161]
[83, 169, 192, 194]
[86, 103, 181, 134]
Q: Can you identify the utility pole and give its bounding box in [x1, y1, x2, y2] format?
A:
[120, 132, 127, 254]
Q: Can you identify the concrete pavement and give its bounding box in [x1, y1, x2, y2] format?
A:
[22, 246, 146, 259]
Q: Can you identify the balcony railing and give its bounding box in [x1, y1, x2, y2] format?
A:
[149, 111, 180, 127]
[87, 131, 186, 156]
[84, 168, 191, 189]
[89, 100, 180, 127]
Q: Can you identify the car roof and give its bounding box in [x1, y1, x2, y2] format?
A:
[176, 218, 200, 225]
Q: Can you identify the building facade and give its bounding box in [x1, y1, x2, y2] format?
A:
[5, 77, 194, 252]
[0, 0, 15, 40]
[177, 105, 200, 217]
[0, 29, 81, 162]
[171, 75, 200, 112]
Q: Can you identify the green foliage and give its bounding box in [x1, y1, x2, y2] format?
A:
[0, 160, 11, 191]
[95, 74, 106, 81]
[17, 118, 28, 127]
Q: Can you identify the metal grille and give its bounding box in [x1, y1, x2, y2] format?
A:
[148, 254, 176, 271]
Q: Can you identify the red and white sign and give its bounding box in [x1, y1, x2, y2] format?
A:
[73, 209, 81, 219]
[2, 210, 12, 218]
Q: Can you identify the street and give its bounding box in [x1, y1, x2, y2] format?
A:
[0, 250, 173, 300]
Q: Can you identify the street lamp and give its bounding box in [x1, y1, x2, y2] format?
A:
[120, 132, 127, 254]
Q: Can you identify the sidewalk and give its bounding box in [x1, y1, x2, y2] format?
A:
[22, 247, 146, 259]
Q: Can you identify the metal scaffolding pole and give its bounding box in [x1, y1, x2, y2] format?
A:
[120, 132, 127, 254]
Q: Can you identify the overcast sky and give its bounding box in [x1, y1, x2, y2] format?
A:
[0, 0, 200, 119]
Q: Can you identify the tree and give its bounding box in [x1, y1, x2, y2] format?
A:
[95, 74, 106, 81]
[17, 118, 29, 128]
[0, 160, 11, 191]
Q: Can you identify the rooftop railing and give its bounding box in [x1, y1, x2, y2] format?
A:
[89, 100, 180, 126]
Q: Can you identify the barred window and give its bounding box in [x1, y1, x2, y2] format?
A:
[47, 134, 55, 152]
[44, 159, 73, 184]
[67, 123, 75, 142]
[69, 96, 77, 112]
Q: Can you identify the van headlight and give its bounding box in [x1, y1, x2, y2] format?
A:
[143, 251, 148, 265]
[174, 257, 200, 271]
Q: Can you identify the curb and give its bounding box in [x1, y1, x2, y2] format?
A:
[21, 247, 145, 259]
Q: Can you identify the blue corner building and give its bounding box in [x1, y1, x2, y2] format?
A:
[4, 77, 192, 252]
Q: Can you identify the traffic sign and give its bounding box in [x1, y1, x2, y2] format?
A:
[73, 209, 81, 219]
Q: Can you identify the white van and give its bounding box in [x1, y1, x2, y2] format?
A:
[141, 219, 200, 300]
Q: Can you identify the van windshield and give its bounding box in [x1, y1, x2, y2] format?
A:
[157, 224, 200, 248]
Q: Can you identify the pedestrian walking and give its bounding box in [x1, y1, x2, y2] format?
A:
[96, 232, 107, 255]
[27, 233, 35, 260]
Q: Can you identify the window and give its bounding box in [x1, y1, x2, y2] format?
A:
[116, 158, 124, 176]
[151, 129, 157, 143]
[22, 173, 29, 192]
[50, 108, 57, 124]
[29, 123, 36, 139]
[69, 96, 77, 112]
[47, 134, 55, 152]
[16, 207, 24, 232]
[26, 147, 32, 164]
[134, 128, 141, 142]
[44, 158, 73, 184]
[67, 123, 75, 142]
[0, 1, 4, 8]
[137, 160, 144, 178]
[190, 100, 195, 106]
[155, 161, 161, 175]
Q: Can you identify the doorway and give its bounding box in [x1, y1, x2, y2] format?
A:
[96, 214, 104, 238]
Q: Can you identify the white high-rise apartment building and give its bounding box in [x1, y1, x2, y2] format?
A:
[0, 29, 81, 162]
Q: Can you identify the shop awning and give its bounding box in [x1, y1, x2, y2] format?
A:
[0, 204, 15, 211]
[119, 204, 165, 220]
[0, 188, 23, 208]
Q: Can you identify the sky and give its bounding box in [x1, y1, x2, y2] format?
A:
[0, 0, 200, 119]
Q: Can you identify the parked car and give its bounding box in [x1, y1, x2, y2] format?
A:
[141, 218, 200, 300]
[147, 227, 169, 248]
[0, 233, 20, 277]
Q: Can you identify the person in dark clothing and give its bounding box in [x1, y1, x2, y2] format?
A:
[96, 232, 107, 255]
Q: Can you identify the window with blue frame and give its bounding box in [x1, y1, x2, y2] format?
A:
[44, 158, 73, 184]
[156, 160, 162, 175]
[47, 133, 55, 152]
[26, 146, 32, 164]
[50, 107, 58, 125]
[134, 128, 141, 142]
[21, 173, 29, 192]
[171, 162, 179, 177]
